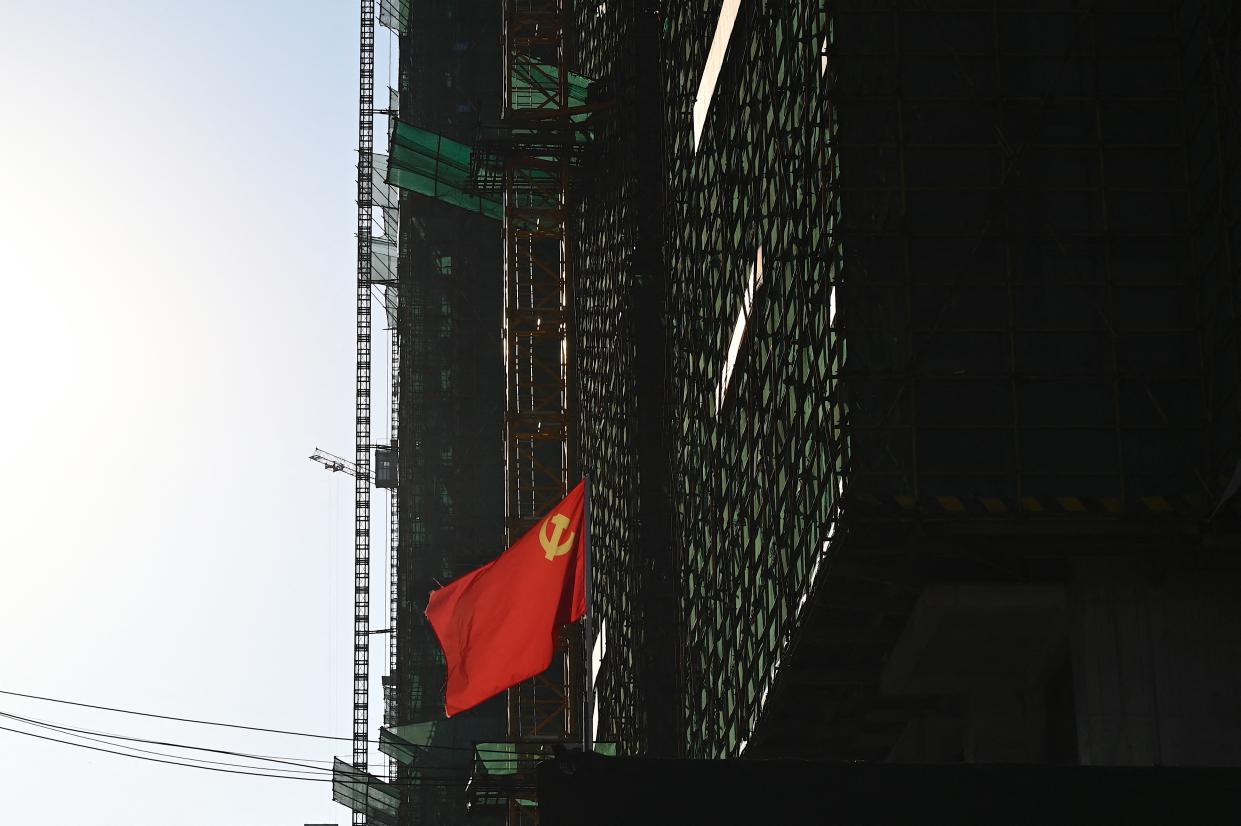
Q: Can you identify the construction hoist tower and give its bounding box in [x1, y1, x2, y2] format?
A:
[352, 0, 375, 822]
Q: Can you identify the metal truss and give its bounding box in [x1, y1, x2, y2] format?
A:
[354, 0, 375, 821]
[501, 0, 581, 821]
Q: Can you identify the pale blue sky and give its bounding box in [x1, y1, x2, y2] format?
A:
[0, 2, 397, 822]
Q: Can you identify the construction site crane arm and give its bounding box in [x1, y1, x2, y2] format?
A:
[308, 447, 367, 480]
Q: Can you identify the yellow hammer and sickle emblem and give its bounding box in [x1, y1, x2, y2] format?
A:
[540, 513, 576, 561]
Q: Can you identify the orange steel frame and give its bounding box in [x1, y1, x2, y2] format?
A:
[501, 0, 579, 822]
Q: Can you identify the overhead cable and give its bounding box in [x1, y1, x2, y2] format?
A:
[0, 687, 355, 742]
[0, 723, 479, 788]
[0, 687, 558, 757]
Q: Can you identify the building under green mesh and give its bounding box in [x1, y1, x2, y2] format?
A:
[388, 123, 501, 220]
[386, 2, 506, 824]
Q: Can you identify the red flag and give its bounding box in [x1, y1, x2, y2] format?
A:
[425, 480, 588, 717]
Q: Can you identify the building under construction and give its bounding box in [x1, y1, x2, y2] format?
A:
[335, 0, 1241, 823]
[330, 1, 510, 825]
[578, 0, 1241, 769]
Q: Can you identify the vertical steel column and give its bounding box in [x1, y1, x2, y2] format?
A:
[354, 0, 375, 822]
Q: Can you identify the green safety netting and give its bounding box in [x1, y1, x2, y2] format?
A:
[469, 742, 616, 775]
[475, 741, 517, 776]
[471, 743, 536, 807]
[371, 153, 399, 287]
[331, 758, 400, 825]
[379, 715, 497, 772]
[384, 282, 398, 328]
[387, 122, 501, 221]
[372, 239, 397, 289]
[378, 0, 408, 35]
[510, 56, 592, 112]
[378, 726, 420, 767]
[372, 153, 399, 230]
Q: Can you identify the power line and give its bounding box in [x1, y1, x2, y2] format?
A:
[0, 710, 335, 775]
[0, 687, 555, 757]
[0, 706, 522, 781]
[0, 723, 331, 782]
[0, 707, 342, 763]
[0, 687, 356, 743]
[0, 724, 481, 788]
[0, 709, 486, 779]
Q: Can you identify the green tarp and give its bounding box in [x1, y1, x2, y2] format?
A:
[510, 56, 591, 112]
[371, 153, 399, 287]
[378, 0, 408, 35]
[378, 725, 422, 767]
[475, 741, 517, 776]
[383, 278, 399, 328]
[379, 715, 498, 772]
[331, 758, 400, 825]
[387, 122, 501, 221]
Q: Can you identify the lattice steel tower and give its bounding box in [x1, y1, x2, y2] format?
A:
[354, 0, 375, 822]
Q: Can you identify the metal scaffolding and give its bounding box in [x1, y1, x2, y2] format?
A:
[498, 0, 584, 821]
[354, 0, 375, 823]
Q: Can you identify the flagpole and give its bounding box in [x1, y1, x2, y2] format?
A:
[582, 474, 594, 752]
